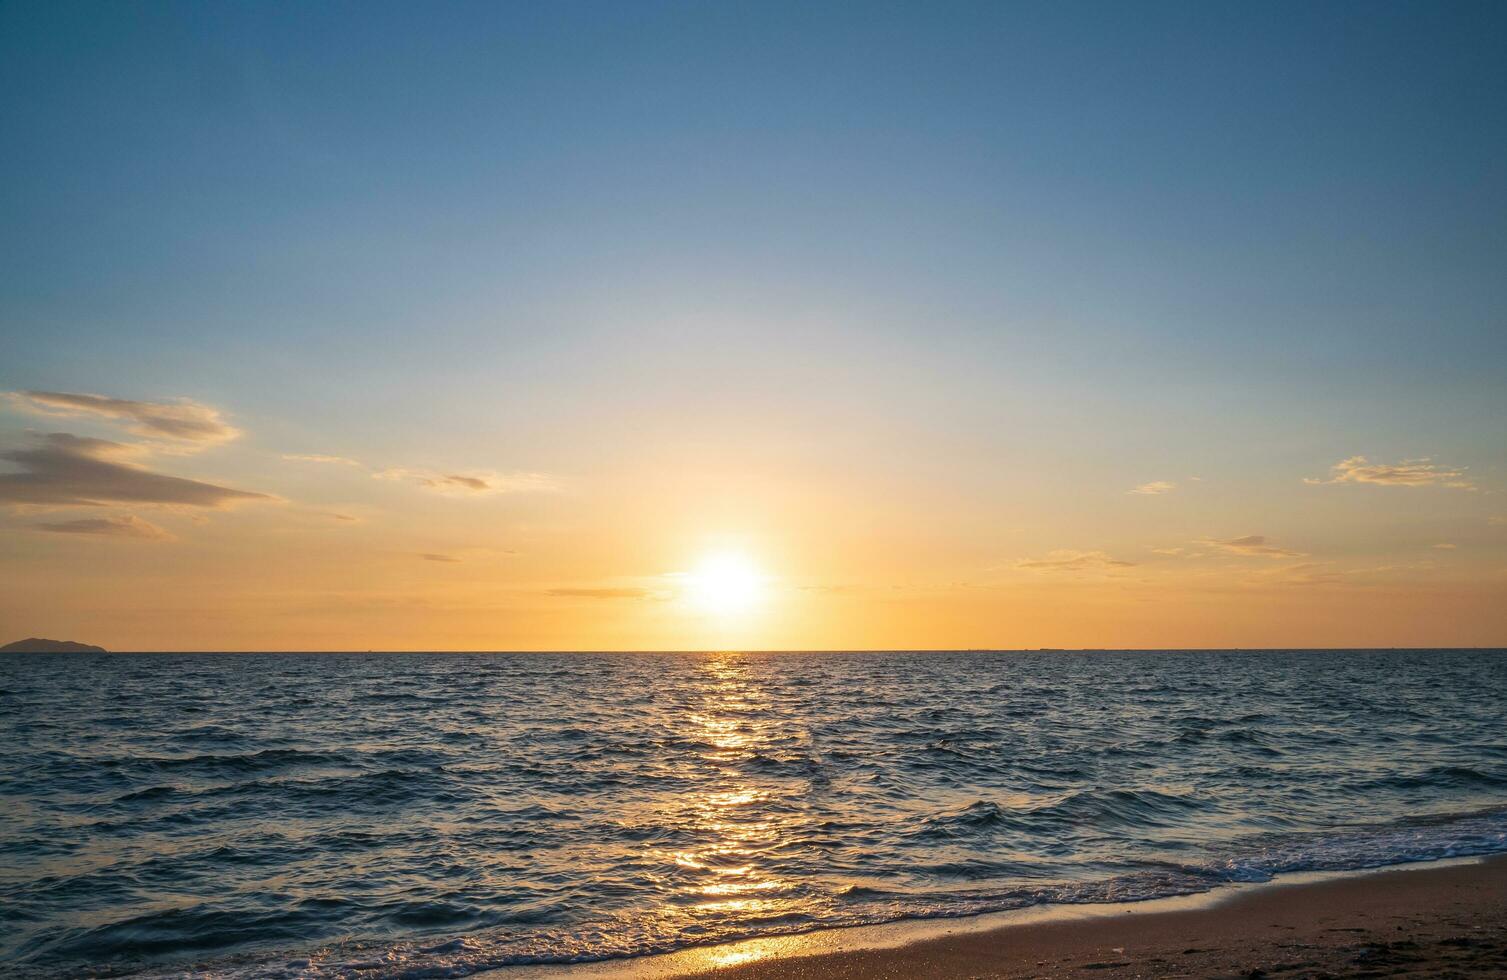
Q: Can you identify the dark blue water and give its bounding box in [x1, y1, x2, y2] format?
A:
[2, 650, 1505, 978]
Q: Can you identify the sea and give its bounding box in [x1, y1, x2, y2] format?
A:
[2, 650, 1505, 978]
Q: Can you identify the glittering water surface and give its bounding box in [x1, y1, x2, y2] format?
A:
[2, 650, 1505, 978]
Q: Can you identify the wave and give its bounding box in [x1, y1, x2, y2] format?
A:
[6, 649, 1506, 979]
[72, 804, 1507, 980]
[914, 788, 1208, 840]
[1347, 765, 1507, 793]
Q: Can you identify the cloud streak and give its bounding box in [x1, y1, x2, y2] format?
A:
[424, 474, 492, 492]
[9, 391, 239, 447]
[283, 454, 362, 467]
[377, 467, 557, 495]
[546, 587, 654, 599]
[1198, 534, 1306, 559]
[33, 514, 172, 539]
[284, 453, 557, 496]
[1305, 456, 1475, 490]
[1015, 550, 1136, 572]
[1129, 481, 1175, 495]
[0, 433, 271, 508]
[1259, 561, 1345, 587]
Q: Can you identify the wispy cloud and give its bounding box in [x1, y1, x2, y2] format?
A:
[424, 474, 492, 492]
[1305, 456, 1475, 490]
[546, 587, 654, 599]
[1150, 546, 1205, 558]
[8, 391, 239, 448]
[33, 514, 172, 540]
[1240, 557, 1449, 588]
[1431, 543, 1457, 550]
[1260, 561, 1345, 587]
[283, 454, 362, 467]
[1129, 481, 1176, 495]
[1197, 534, 1305, 559]
[1015, 549, 1136, 572]
[1350, 559, 1441, 576]
[284, 452, 557, 496]
[0, 433, 270, 508]
[420, 553, 460, 562]
[375, 467, 558, 495]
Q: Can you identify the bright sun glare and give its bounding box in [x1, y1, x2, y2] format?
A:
[685, 551, 765, 615]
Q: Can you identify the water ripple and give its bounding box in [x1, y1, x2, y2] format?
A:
[0, 649, 1504, 978]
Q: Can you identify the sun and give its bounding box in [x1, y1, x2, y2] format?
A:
[684, 551, 765, 615]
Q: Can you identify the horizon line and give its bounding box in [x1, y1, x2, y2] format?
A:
[16, 646, 1507, 655]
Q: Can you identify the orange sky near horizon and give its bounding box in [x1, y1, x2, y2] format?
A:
[1, 388, 1503, 651]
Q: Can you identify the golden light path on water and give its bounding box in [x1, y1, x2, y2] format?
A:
[660, 653, 807, 966]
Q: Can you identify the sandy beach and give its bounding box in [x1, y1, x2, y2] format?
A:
[652, 856, 1507, 979]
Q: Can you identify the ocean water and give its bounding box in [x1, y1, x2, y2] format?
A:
[2, 650, 1505, 978]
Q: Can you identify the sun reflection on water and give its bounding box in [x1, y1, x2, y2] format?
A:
[662, 653, 807, 930]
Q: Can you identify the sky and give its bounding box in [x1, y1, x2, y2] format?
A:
[2, 0, 1504, 651]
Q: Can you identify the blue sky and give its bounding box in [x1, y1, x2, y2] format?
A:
[2, 1, 1504, 649]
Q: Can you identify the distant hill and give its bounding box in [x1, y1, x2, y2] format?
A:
[0, 637, 108, 653]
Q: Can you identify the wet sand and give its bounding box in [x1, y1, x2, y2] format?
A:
[657, 855, 1507, 979]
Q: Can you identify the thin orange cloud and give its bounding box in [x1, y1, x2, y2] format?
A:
[33, 514, 173, 540]
[1015, 550, 1136, 572]
[283, 454, 362, 466]
[1305, 456, 1474, 490]
[9, 390, 239, 447]
[375, 467, 558, 495]
[1198, 534, 1305, 559]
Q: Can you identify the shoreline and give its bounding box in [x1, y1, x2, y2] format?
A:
[489, 855, 1507, 979]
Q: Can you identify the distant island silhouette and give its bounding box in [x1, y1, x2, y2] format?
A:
[0, 637, 107, 653]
